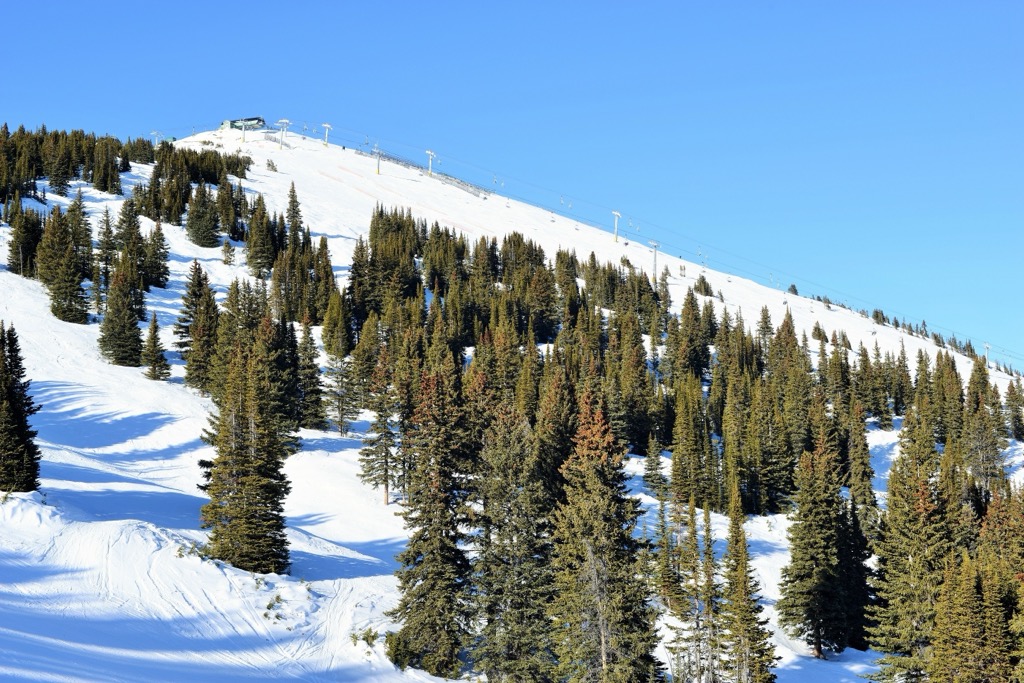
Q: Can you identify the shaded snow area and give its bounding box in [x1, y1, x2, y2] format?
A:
[1, 127, 1019, 681]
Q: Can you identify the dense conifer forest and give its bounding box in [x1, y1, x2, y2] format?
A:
[2, 123, 1023, 681]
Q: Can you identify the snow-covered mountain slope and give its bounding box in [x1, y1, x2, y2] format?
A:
[0, 127, 1019, 682]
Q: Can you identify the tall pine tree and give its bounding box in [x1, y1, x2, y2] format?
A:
[200, 334, 292, 575]
[142, 311, 171, 380]
[98, 254, 143, 366]
[547, 382, 662, 681]
[777, 436, 849, 659]
[472, 403, 556, 681]
[386, 343, 472, 678]
[0, 323, 42, 492]
[720, 477, 778, 682]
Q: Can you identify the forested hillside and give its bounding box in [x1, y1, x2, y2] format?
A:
[1, 122, 1022, 682]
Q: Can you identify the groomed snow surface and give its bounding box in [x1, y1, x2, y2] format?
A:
[1, 128, 1020, 681]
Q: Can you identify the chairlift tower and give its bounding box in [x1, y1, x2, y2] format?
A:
[276, 119, 291, 149]
[151, 130, 161, 147]
[612, 210, 621, 242]
[648, 240, 660, 279]
[322, 123, 332, 147]
[372, 142, 380, 174]
[426, 150, 436, 176]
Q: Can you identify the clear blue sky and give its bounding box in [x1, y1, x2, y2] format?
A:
[6, 2, 1023, 368]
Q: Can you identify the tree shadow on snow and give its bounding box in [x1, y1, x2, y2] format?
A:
[31, 381, 176, 450]
[41, 461, 206, 529]
[0, 547, 368, 682]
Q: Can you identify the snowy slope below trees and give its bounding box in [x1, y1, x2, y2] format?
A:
[0, 126, 1019, 681]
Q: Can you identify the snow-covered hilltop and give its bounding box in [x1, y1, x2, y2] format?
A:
[0, 126, 1019, 682]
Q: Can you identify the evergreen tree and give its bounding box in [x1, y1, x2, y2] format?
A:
[47, 137, 71, 196]
[777, 436, 849, 658]
[698, 505, 724, 680]
[141, 312, 171, 380]
[644, 435, 666, 495]
[296, 323, 327, 429]
[48, 245, 89, 324]
[142, 220, 170, 289]
[721, 478, 778, 682]
[666, 495, 703, 681]
[98, 255, 143, 366]
[185, 182, 220, 247]
[285, 181, 303, 239]
[6, 201, 44, 276]
[324, 339, 360, 434]
[65, 190, 93, 281]
[533, 357, 576, 511]
[386, 350, 472, 678]
[114, 197, 142, 252]
[207, 279, 266, 403]
[927, 552, 1011, 683]
[0, 323, 42, 492]
[1005, 377, 1024, 441]
[175, 261, 219, 393]
[215, 172, 238, 240]
[473, 403, 555, 681]
[91, 137, 121, 195]
[745, 378, 792, 513]
[358, 347, 397, 504]
[221, 238, 235, 265]
[35, 206, 71, 288]
[547, 383, 662, 682]
[246, 194, 274, 277]
[93, 206, 116, 306]
[200, 336, 291, 575]
[264, 318, 301, 432]
[868, 400, 952, 681]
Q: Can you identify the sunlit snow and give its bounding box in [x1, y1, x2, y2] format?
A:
[0, 127, 1018, 681]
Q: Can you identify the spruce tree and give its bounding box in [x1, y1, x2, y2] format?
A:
[324, 341, 360, 434]
[868, 400, 952, 681]
[200, 336, 291, 575]
[215, 172, 237, 240]
[472, 403, 555, 681]
[143, 220, 170, 289]
[666, 495, 703, 681]
[48, 245, 89, 324]
[208, 279, 266, 403]
[547, 383, 662, 682]
[174, 262, 219, 393]
[185, 182, 220, 247]
[0, 323, 42, 492]
[93, 206, 116, 304]
[358, 347, 397, 504]
[296, 323, 327, 429]
[142, 312, 171, 380]
[246, 194, 275, 278]
[644, 435, 666, 495]
[98, 255, 143, 366]
[221, 238, 235, 265]
[114, 198, 142, 252]
[6, 201, 43, 277]
[1005, 377, 1024, 441]
[65, 190, 93, 281]
[386, 348, 472, 678]
[697, 505, 724, 680]
[927, 552, 1011, 683]
[721, 478, 778, 682]
[35, 206, 71, 288]
[777, 437, 849, 658]
[532, 353, 577, 512]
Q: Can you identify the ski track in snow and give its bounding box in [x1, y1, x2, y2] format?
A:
[0, 127, 1019, 681]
